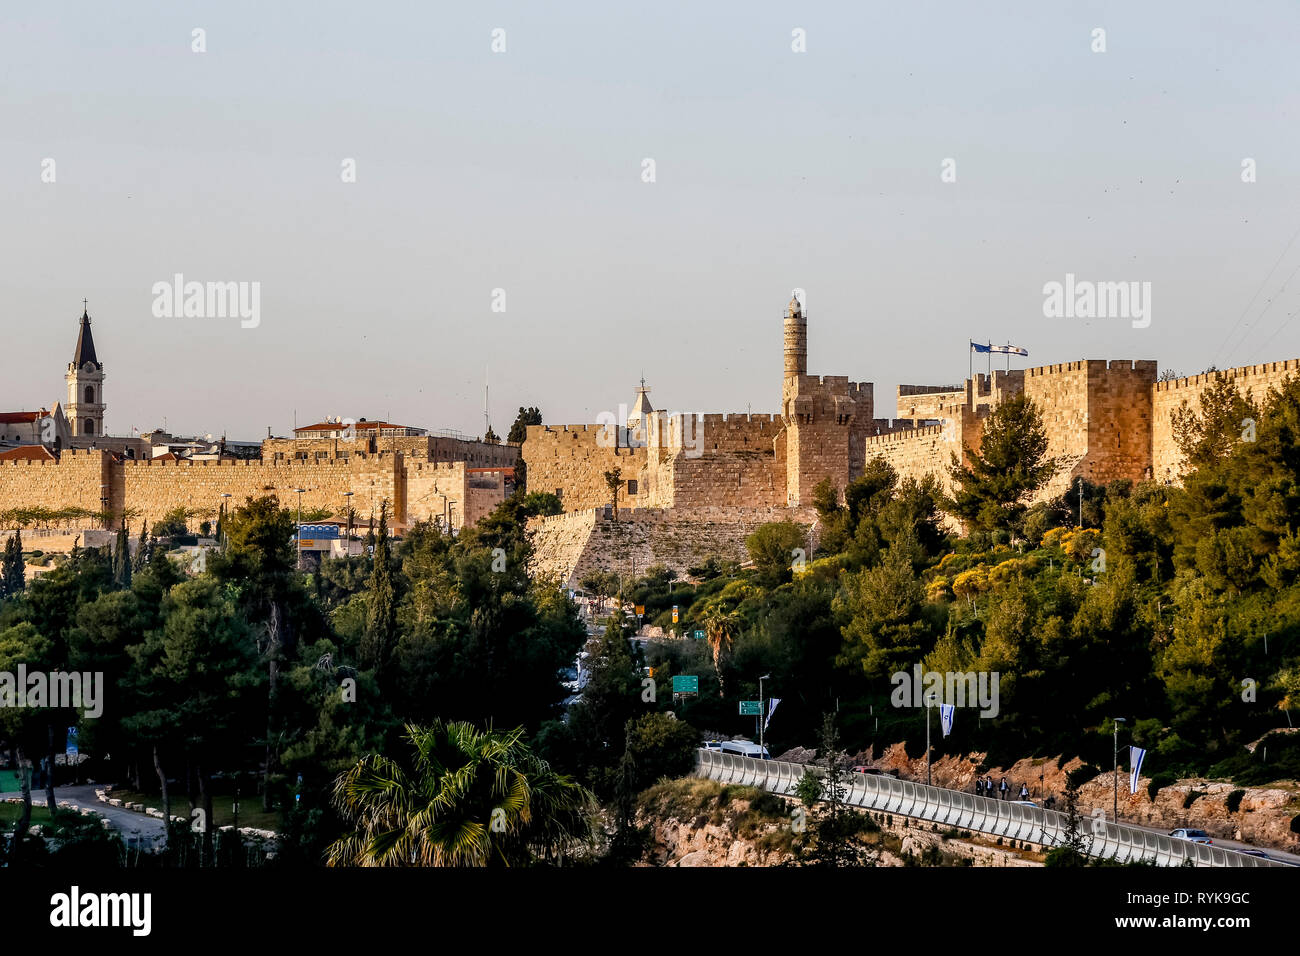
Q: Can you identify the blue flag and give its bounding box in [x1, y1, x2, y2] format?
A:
[939, 704, 955, 737]
[764, 698, 781, 732]
[970, 341, 1028, 356]
[1129, 746, 1147, 794]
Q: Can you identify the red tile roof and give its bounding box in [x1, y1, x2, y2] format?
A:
[0, 411, 46, 425]
[293, 420, 412, 434]
[0, 445, 55, 461]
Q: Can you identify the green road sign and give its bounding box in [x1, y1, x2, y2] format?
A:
[739, 700, 762, 716]
[693, 629, 705, 640]
[672, 675, 699, 694]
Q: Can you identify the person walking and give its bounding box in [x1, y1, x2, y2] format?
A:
[1019, 782, 1030, 801]
[999, 776, 1009, 801]
[985, 775, 993, 798]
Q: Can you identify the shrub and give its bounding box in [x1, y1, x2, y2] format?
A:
[1225, 789, 1246, 814]
[1147, 772, 1176, 801]
[1183, 789, 1206, 810]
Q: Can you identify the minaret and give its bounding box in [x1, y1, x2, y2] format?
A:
[783, 292, 807, 379]
[66, 302, 105, 438]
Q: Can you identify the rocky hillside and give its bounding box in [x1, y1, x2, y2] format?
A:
[634, 777, 1044, 867]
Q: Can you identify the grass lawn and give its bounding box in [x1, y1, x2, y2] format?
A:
[108, 789, 280, 832]
[0, 802, 57, 828]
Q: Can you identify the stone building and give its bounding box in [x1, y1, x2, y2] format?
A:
[522, 294, 1300, 585]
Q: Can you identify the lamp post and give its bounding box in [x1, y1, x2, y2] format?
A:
[758, 674, 771, 756]
[293, 488, 306, 569]
[342, 491, 354, 559]
[1112, 717, 1127, 822]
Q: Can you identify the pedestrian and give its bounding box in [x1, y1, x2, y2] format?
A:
[1000, 776, 1009, 801]
[985, 774, 993, 798]
[1019, 782, 1029, 800]
[975, 777, 983, 797]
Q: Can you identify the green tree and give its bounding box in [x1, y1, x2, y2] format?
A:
[360, 500, 397, 676]
[112, 525, 131, 589]
[507, 406, 542, 444]
[745, 521, 808, 587]
[948, 394, 1057, 534]
[835, 543, 930, 679]
[327, 720, 596, 866]
[603, 467, 624, 521]
[790, 714, 878, 867]
[1, 529, 24, 597]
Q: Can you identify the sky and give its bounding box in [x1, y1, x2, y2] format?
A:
[3, 1, 1300, 440]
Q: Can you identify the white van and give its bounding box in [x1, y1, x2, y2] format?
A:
[718, 740, 771, 760]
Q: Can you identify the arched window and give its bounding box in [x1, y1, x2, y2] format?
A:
[85, 386, 95, 404]
[84, 419, 94, 434]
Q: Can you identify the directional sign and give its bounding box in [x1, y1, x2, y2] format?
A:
[65, 726, 78, 757]
[738, 700, 763, 716]
[635, 605, 645, 616]
[672, 675, 698, 695]
[672, 605, 679, 624]
[693, 629, 706, 640]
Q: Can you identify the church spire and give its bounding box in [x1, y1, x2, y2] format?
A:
[72, 302, 101, 369]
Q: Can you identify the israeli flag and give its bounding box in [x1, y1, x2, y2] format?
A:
[764, 697, 781, 732]
[939, 704, 955, 738]
[1129, 746, 1147, 794]
[970, 341, 1028, 356]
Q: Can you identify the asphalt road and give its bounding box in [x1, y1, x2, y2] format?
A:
[2, 784, 167, 850]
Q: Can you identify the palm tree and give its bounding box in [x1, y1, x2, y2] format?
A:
[705, 609, 742, 698]
[327, 720, 597, 867]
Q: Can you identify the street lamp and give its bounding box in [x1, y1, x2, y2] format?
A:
[758, 674, 771, 757]
[293, 488, 306, 569]
[1112, 717, 1127, 822]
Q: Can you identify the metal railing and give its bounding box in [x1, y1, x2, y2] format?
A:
[695, 750, 1286, 867]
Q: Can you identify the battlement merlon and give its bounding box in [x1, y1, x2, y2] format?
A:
[1152, 358, 1300, 392]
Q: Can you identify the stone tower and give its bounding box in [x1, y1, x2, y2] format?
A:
[783, 292, 807, 377]
[780, 293, 873, 506]
[66, 305, 105, 438]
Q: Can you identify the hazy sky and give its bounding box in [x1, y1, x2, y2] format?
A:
[4, 2, 1300, 439]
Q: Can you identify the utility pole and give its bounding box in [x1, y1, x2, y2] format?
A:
[1078, 475, 1084, 528]
[1112, 717, 1127, 822]
[759, 674, 771, 757]
[926, 701, 932, 786]
[294, 488, 306, 570]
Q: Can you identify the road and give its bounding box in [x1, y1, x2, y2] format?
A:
[2, 784, 167, 851]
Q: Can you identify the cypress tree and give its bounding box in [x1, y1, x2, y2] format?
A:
[2, 528, 24, 596]
[113, 525, 131, 588]
[132, 521, 149, 573]
[361, 500, 397, 675]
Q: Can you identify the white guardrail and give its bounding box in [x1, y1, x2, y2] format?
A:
[695, 750, 1287, 868]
